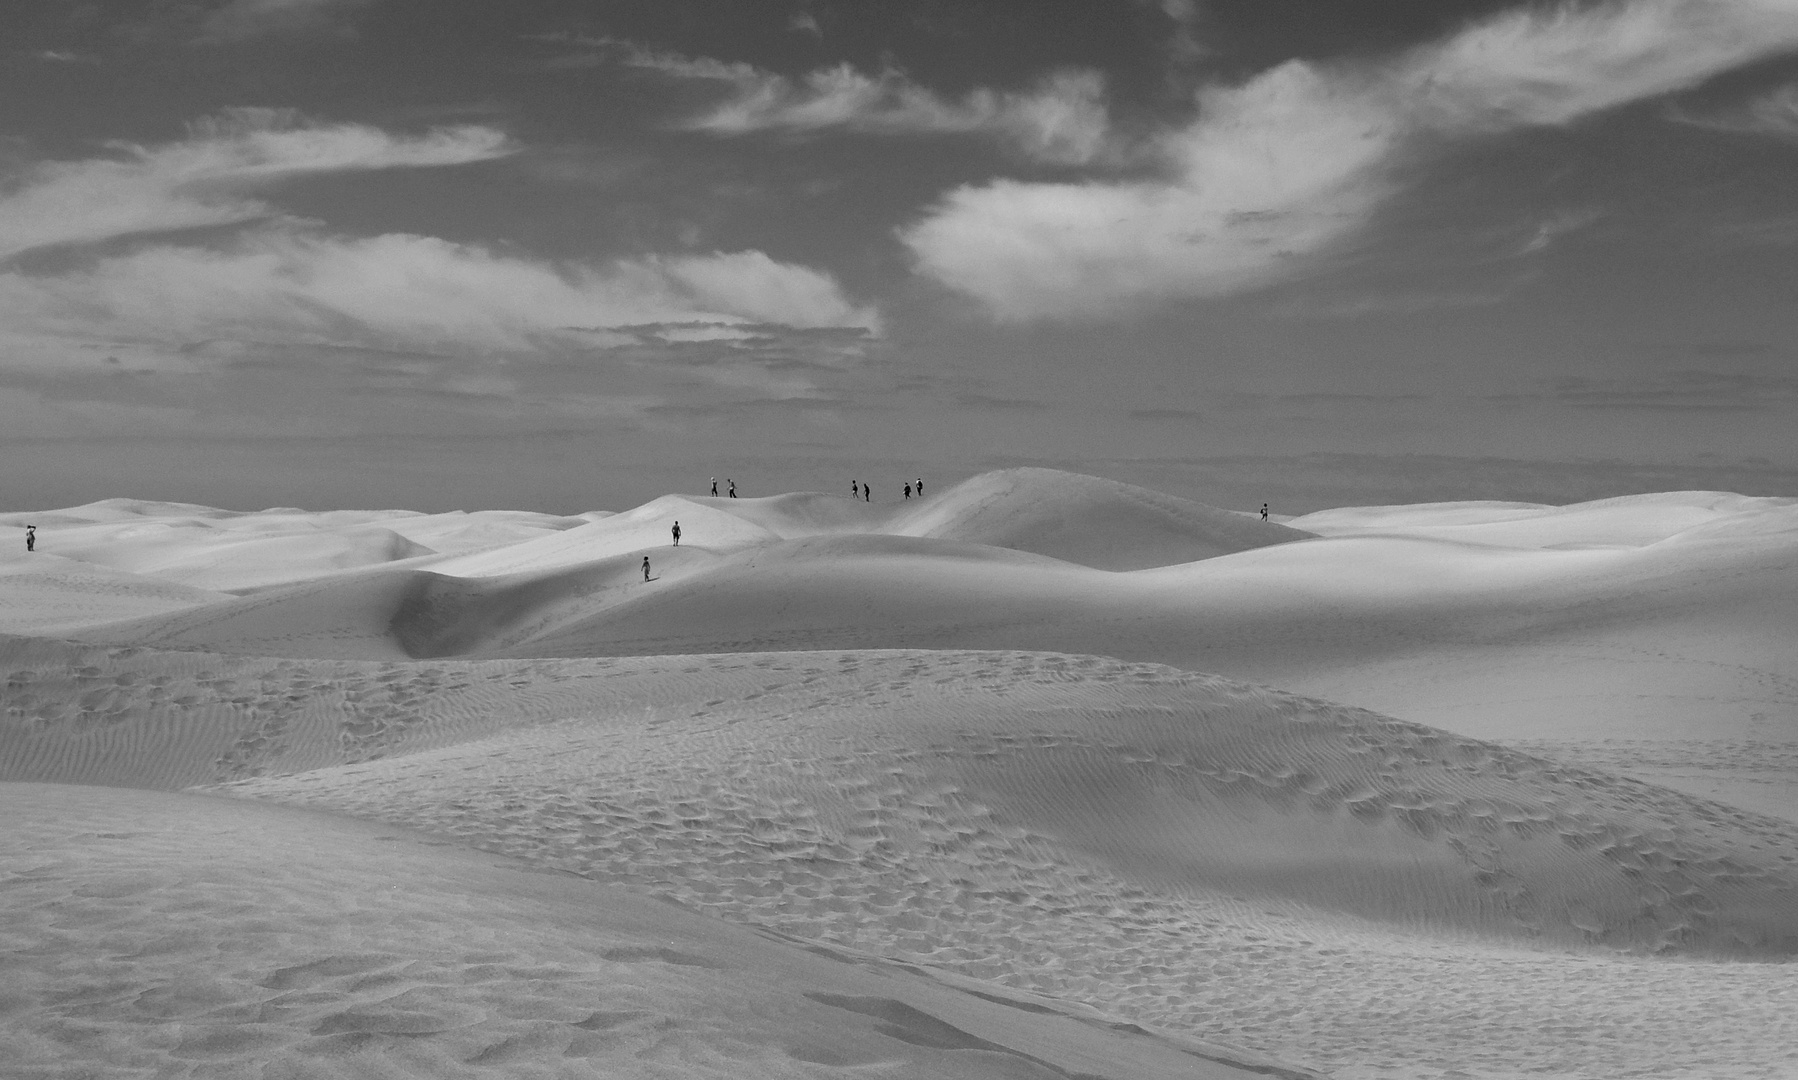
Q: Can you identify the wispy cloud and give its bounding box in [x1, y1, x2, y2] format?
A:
[1673, 80, 1798, 138]
[904, 0, 1798, 320]
[0, 108, 511, 259]
[0, 231, 877, 365]
[569, 38, 1115, 166]
[0, 110, 879, 398]
[1516, 371, 1798, 411]
[197, 0, 373, 42]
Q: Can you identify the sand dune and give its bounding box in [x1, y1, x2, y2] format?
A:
[7, 636, 1794, 956]
[19, 475, 1797, 821]
[0, 551, 229, 634]
[4, 783, 1304, 1080]
[4, 636, 1795, 1077]
[887, 467, 1313, 570]
[5, 470, 1798, 1078]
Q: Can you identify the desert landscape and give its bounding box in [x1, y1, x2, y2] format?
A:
[2, 467, 1794, 1080]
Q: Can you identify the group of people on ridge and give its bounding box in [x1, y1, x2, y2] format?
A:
[849, 478, 922, 501]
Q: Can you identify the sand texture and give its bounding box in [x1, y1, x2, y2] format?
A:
[4, 469, 1797, 1079]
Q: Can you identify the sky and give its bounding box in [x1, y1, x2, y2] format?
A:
[4, 0, 1798, 514]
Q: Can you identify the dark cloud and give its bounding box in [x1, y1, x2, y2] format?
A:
[1512, 371, 1798, 412]
[953, 392, 1050, 412]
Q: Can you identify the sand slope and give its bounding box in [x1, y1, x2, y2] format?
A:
[5, 636, 1795, 957]
[4, 637, 1796, 1077]
[3, 783, 1305, 1080]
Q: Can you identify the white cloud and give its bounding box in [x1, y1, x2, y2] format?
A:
[0, 109, 877, 395]
[609, 42, 1114, 165]
[905, 0, 1798, 320]
[0, 108, 511, 259]
[0, 230, 879, 368]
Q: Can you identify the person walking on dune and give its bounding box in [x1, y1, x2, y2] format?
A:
[903, 482, 911, 499]
[916, 477, 923, 497]
[1261, 503, 1269, 523]
[710, 477, 718, 497]
[728, 479, 737, 498]
[672, 521, 681, 546]
[851, 480, 858, 499]
[863, 483, 869, 502]
[24, 525, 34, 552]
[642, 555, 651, 582]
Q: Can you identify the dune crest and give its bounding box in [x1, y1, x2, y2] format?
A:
[891, 468, 1313, 570]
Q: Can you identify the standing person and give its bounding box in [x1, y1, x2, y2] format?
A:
[24, 525, 35, 552]
[916, 477, 923, 497]
[1260, 503, 1269, 522]
[864, 484, 870, 502]
[642, 556, 651, 581]
[672, 521, 681, 546]
[728, 479, 737, 498]
[851, 480, 859, 499]
[903, 482, 911, 499]
[711, 477, 718, 496]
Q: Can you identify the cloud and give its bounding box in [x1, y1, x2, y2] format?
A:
[197, 0, 373, 42]
[599, 40, 1113, 165]
[904, 0, 1798, 320]
[1521, 371, 1798, 411]
[0, 110, 879, 417]
[0, 108, 511, 259]
[1673, 80, 1798, 138]
[0, 230, 879, 367]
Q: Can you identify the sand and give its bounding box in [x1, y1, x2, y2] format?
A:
[3, 468, 1795, 1079]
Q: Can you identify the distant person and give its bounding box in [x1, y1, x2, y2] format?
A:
[1260, 503, 1269, 523]
[851, 480, 859, 499]
[916, 477, 923, 496]
[25, 525, 35, 552]
[903, 482, 912, 499]
[672, 521, 681, 546]
[728, 479, 737, 498]
[642, 555, 651, 581]
[711, 477, 718, 497]
[864, 484, 869, 502]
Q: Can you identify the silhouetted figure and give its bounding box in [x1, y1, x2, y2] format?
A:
[903, 483, 912, 499]
[672, 521, 681, 546]
[642, 556, 651, 581]
[851, 480, 859, 499]
[25, 525, 35, 553]
[1260, 503, 1269, 522]
[711, 477, 718, 497]
[728, 479, 737, 498]
[916, 477, 923, 496]
[864, 485, 869, 502]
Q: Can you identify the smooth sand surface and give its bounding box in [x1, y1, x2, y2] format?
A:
[4, 468, 1796, 1079]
